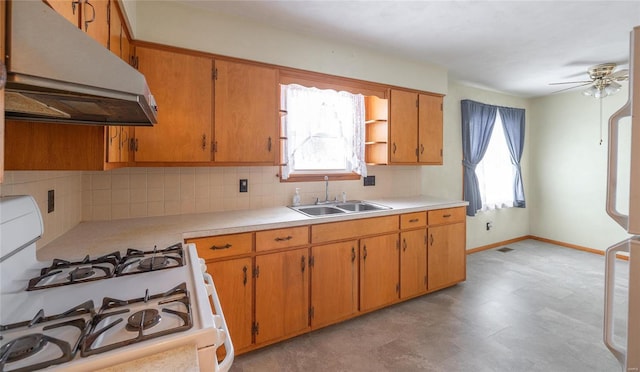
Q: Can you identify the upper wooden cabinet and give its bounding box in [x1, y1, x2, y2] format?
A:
[46, 0, 79, 27]
[1, 0, 5, 183]
[134, 46, 213, 163]
[46, 0, 109, 48]
[214, 60, 278, 164]
[389, 89, 444, 165]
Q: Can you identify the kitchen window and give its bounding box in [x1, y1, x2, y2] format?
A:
[280, 84, 367, 181]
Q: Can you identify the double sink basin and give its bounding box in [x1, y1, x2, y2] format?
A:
[290, 200, 392, 217]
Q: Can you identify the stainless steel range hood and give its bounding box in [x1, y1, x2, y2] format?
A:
[4, 0, 157, 126]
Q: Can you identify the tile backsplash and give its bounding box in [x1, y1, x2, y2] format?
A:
[0, 166, 423, 248]
[82, 165, 423, 221]
[1, 171, 83, 248]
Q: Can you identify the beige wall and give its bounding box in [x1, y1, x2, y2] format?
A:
[529, 84, 631, 250]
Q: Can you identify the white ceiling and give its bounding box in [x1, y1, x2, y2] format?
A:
[178, 0, 640, 98]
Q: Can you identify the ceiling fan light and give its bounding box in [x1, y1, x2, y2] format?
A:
[604, 81, 622, 96]
[582, 85, 600, 97]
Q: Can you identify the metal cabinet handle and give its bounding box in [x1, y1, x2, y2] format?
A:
[363, 246, 367, 260]
[429, 234, 434, 246]
[210, 243, 232, 250]
[274, 236, 292, 242]
[71, 0, 79, 14]
[202, 134, 207, 151]
[392, 143, 397, 154]
[409, 218, 419, 223]
[301, 255, 306, 273]
[420, 144, 425, 154]
[351, 247, 356, 262]
[268, 137, 272, 152]
[402, 238, 407, 251]
[109, 127, 119, 145]
[242, 265, 248, 286]
[83, 0, 96, 31]
[443, 214, 452, 218]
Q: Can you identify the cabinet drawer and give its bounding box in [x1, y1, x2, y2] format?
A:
[256, 226, 309, 252]
[400, 212, 427, 229]
[428, 207, 465, 226]
[311, 215, 398, 244]
[186, 233, 253, 260]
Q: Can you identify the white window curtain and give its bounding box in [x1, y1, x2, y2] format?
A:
[281, 84, 367, 179]
[475, 110, 516, 210]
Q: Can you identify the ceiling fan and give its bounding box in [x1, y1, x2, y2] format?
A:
[549, 63, 629, 98]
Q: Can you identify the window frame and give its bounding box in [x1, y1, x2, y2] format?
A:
[278, 70, 387, 182]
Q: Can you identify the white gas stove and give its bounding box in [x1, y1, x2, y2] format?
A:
[0, 196, 234, 371]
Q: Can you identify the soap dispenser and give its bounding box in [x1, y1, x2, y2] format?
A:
[293, 188, 301, 206]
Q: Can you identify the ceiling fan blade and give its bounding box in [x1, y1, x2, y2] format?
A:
[548, 80, 592, 85]
[610, 69, 629, 80]
[550, 82, 593, 94]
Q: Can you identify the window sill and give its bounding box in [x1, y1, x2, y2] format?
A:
[280, 173, 361, 182]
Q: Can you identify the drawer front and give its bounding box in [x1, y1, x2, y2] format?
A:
[428, 207, 466, 226]
[400, 212, 427, 229]
[186, 232, 253, 260]
[311, 215, 398, 244]
[256, 226, 309, 252]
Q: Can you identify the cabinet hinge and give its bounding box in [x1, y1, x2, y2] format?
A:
[441, 103, 443, 111]
[416, 98, 419, 108]
[424, 275, 428, 286]
[106, 2, 111, 27]
[309, 256, 315, 267]
[213, 141, 218, 153]
[253, 265, 260, 278]
[213, 68, 218, 80]
[396, 283, 400, 293]
[396, 239, 400, 250]
[440, 149, 443, 157]
[309, 307, 314, 320]
[252, 322, 259, 335]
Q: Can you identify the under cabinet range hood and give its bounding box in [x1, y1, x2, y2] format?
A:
[4, 0, 157, 126]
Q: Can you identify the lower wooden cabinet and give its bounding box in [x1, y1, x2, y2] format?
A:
[400, 229, 427, 299]
[427, 222, 466, 290]
[310, 240, 359, 329]
[254, 248, 309, 345]
[189, 207, 466, 357]
[360, 233, 400, 312]
[207, 258, 253, 353]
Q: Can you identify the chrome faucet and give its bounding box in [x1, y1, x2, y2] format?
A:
[324, 176, 329, 203]
[315, 176, 332, 205]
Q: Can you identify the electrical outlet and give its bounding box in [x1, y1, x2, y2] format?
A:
[486, 222, 493, 231]
[363, 175, 376, 186]
[47, 190, 55, 213]
[239, 179, 248, 193]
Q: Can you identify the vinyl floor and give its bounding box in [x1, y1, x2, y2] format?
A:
[230, 239, 629, 372]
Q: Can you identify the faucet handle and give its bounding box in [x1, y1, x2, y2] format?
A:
[315, 197, 320, 205]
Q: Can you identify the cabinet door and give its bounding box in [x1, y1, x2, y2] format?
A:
[207, 258, 253, 353]
[46, 0, 80, 27]
[310, 241, 358, 328]
[389, 89, 418, 163]
[400, 229, 427, 299]
[418, 94, 443, 164]
[81, 0, 109, 48]
[255, 248, 309, 344]
[360, 233, 399, 311]
[135, 47, 213, 162]
[108, 0, 122, 58]
[214, 60, 277, 163]
[427, 222, 466, 290]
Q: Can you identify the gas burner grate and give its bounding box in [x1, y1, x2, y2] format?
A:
[27, 253, 121, 291]
[81, 283, 192, 357]
[0, 303, 93, 372]
[116, 243, 184, 276]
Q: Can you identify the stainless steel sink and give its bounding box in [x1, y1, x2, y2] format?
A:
[336, 201, 390, 212]
[295, 206, 346, 216]
[290, 200, 391, 217]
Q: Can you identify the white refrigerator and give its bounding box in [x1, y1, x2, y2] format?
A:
[604, 25, 640, 372]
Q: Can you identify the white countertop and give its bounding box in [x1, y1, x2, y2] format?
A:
[38, 195, 466, 260]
